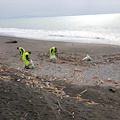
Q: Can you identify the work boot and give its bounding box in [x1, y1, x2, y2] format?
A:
[25, 66, 30, 69]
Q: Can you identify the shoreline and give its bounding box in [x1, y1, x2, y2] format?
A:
[1, 34, 120, 46]
[0, 35, 120, 54]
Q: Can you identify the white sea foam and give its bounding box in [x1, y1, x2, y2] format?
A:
[0, 14, 120, 45]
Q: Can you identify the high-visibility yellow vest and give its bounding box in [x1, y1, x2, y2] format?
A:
[50, 47, 56, 57]
[22, 52, 29, 61]
[19, 47, 25, 56]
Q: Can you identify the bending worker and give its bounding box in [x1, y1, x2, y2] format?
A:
[22, 51, 31, 69]
[49, 47, 58, 59]
[17, 47, 25, 57]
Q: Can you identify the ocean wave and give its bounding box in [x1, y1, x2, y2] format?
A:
[0, 27, 119, 45]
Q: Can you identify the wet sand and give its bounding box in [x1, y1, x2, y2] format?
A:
[0, 35, 120, 120]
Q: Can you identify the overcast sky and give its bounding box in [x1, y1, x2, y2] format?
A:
[0, 0, 120, 18]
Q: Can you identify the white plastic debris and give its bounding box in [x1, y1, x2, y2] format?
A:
[82, 54, 92, 61]
[50, 55, 57, 60]
[17, 79, 21, 82]
[29, 59, 35, 69]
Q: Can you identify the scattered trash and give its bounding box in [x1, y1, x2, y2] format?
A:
[74, 68, 83, 72]
[24, 113, 28, 117]
[81, 89, 87, 94]
[93, 76, 98, 79]
[109, 88, 116, 92]
[82, 54, 92, 61]
[45, 82, 50, 88]
[0, 76, 11, 81]
[86, 101, 99, 105]
[40, 86, 43, 89]
[25, 82, 30, 86]
[106, 79, 118, 84]
[97, 80, 104, 84]
[48, 109, 54, 113]
[66, 95, 70, 98]
[77, 94, 81, 99]
[29, 59, 35, 69]
[76, 94, 88, 101]
[1, 69, 5, 72]
[17, 79, 21, 82]
[50, 55, 57, 60]
[29, 100, 32, 103]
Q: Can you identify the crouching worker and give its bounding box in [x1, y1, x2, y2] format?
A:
[22, 51, 31, 69]
[17, 47, 25, 57]
[49, 47, 58, 60]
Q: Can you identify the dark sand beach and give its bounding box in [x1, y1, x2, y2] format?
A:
[0, 35, 120, 120]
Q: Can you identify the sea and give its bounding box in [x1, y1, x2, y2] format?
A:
[0, 14, 120, 45]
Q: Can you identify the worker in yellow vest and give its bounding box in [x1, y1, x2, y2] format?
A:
[49, 47, 58, 60]
[17, 47, 25, 57]
[22, 51, 31, 69]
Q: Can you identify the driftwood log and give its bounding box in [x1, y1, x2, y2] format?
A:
[6, 40, 17, 43]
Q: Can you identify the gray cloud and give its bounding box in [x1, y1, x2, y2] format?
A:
[0, 0, 120, 18]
